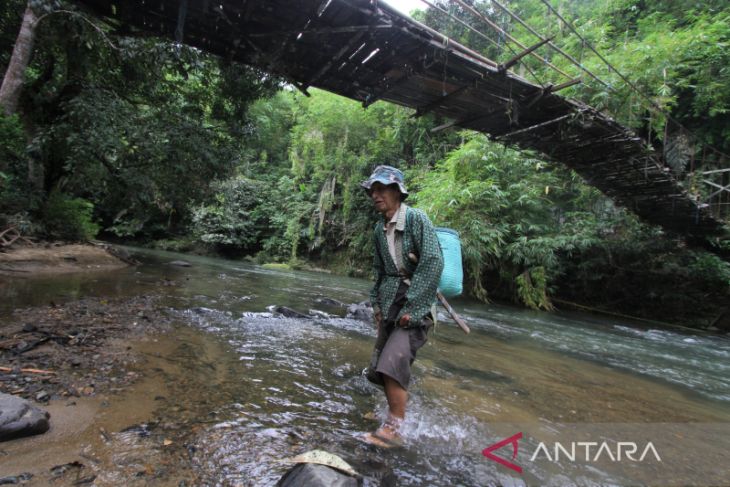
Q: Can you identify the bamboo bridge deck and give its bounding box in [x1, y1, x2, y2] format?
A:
[75, 0, 728, 239]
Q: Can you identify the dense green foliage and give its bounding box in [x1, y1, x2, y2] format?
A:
[1, 0, 280, 240]
[418, 0, 730, 153]
[192, 177, 268, 254]
[1, 0, 729, 328]
[0, 113, 33, 226]
[42, 189, 99, 240]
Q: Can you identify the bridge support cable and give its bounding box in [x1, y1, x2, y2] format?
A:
[538, 0, 730, 164]
[413, 0, 548, 87]
[497, 36, 553, 73]
[538, 0, 730, 221]
[439, 0, 548, 89]
[449, 0, 571, 80]
[488, 0, 610, 89]
[413, 0, 501, 61]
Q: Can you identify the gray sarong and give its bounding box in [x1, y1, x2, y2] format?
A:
[366, 280, 430, 390]
[370, 322, 429, 390]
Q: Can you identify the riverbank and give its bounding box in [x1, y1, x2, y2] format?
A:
[0, 296, 170, 403]
[0, 243, 130, 276]
[0, 295, 195, 485]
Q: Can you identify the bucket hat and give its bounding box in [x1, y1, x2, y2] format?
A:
[360, 165, 408, 199]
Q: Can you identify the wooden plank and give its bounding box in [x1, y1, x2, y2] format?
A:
[304, 31, 366, 87]
[412, 84, 471, 118]
[363, 66, 418, 107]
[496, 114, 572, 140]
[431, 105, 507, 133]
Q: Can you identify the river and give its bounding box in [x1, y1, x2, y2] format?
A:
[2, 247, 729, 486]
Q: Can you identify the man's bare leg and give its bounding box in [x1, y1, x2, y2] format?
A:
[383, 375, 407, 420]
[373, 375, 407, 443]
[362, 374, 408, 446]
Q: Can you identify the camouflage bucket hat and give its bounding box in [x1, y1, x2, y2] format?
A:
[360, 165, 408, 199]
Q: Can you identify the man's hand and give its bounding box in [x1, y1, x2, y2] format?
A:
[374, 310, 382, 330]
[399, 314, 411, 327]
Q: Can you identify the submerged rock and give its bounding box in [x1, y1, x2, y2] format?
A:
[346, 301, 373, 323]
[267, 306, 310, 319]
[0, 393, 50, 441]
[276, 463, 359, 487]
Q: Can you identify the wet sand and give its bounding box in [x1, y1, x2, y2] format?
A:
[0, 294, 216, 485]
[1, 325, 235, 485]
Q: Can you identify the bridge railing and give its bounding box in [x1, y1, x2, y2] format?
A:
[694, 165, 730, 220]
[661, 125, 730, 220]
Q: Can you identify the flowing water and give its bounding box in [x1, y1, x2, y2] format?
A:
[2, 247, 730, 486]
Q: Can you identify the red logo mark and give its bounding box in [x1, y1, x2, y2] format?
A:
[482, 432, 523, 474]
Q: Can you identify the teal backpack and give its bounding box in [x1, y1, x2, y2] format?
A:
[435, 228, 463, 298]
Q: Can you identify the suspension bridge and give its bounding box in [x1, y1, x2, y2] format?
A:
[75, 0, 728, 240]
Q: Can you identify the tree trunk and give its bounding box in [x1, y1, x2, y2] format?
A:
[0, 3, 38, 116]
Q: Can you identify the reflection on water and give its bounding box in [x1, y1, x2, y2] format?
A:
[3, 246, 730, 485]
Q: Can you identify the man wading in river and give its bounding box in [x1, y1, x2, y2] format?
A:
[361, 165, 443, 447]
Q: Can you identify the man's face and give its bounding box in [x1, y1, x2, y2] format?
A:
[369, 182, 401, 215]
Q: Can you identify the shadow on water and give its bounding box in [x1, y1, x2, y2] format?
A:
[3, 245, 730, 485]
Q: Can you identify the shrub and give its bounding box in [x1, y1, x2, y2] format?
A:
[150, 237, 198, 252]
[43, 191, 100, 241]
[192, 177, 266, 253]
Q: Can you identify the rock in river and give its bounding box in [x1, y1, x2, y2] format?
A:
[168, 260, 192, 267]
[267, 306, 310, 319]
[0, 393, 50, 441]
[346, 301, 373, 323]
[276, 463, 358, 487]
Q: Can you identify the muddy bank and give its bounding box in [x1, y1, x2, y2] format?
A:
[0, 296, 171, 403]
[0, 328, 236, 486]
[0, 244, 130, 276]
[0, 296, 234, 485]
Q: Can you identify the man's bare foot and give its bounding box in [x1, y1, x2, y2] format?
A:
[361, 418, 403, 448]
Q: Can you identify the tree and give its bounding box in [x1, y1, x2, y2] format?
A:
[0, 1, 37, 116]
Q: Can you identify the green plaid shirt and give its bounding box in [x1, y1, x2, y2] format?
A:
[369, 204, 444, 327]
